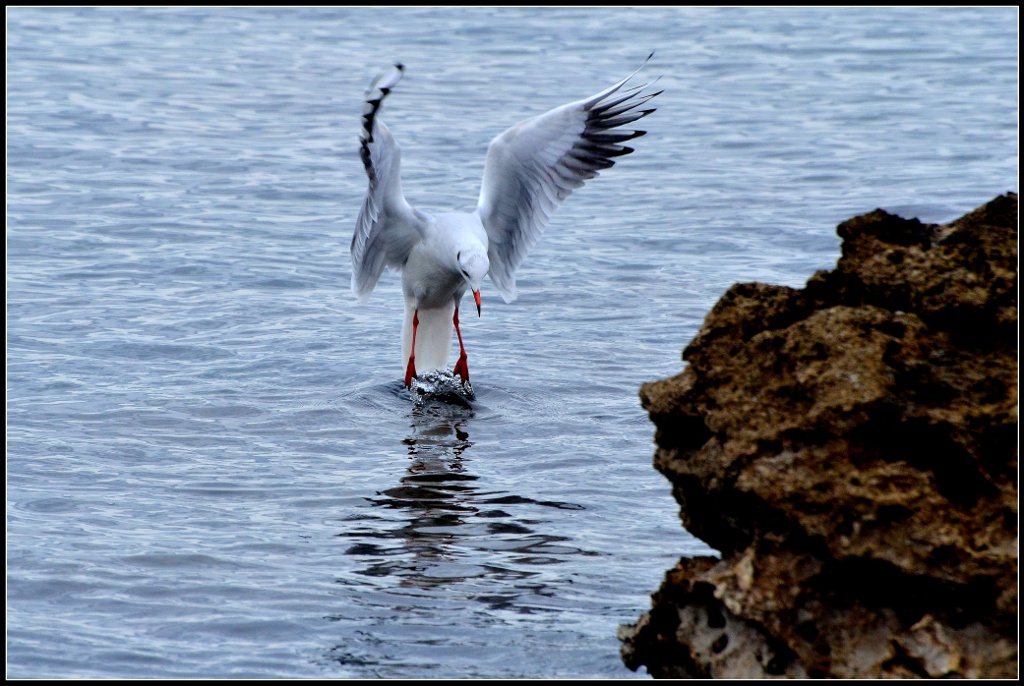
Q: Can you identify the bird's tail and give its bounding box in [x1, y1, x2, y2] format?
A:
[402, 302, 455, 375]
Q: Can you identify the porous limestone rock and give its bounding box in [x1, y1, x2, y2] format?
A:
[620, 193, 1018, 678]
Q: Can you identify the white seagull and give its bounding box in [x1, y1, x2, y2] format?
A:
[350, 56, 661, 388]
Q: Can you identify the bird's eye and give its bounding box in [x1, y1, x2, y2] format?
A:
[457, 251, 461, 260]
[461, 269, 469, 277]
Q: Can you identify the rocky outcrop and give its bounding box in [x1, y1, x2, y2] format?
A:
[619, 194, 1018, 678]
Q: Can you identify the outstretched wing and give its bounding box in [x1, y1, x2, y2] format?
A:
[351, 64, 430, 301]
[475, 55, 661, 303]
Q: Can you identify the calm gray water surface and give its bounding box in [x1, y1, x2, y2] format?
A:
[7, 7, 1017, 679]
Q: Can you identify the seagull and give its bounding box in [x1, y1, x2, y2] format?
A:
[350, 56, 661, 388]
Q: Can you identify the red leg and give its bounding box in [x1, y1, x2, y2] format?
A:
[452, 306, 470, 385]
[404, 309, 419, 388]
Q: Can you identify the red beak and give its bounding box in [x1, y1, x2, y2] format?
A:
[473, 289, 481, 317]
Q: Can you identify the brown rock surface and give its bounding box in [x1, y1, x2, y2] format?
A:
[619, 194, 1018, 678]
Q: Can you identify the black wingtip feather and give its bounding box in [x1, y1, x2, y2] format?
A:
[583, 129, 647, 144]
[589, 108, 657, 130]
[360, 64, 406, 144]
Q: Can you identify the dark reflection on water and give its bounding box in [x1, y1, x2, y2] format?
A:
[326, 374, 603, 676]
[337, 371, 594, 593]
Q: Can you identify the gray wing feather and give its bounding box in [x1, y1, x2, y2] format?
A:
[475, 55, 661, 303]
[351, 64, 429, 301]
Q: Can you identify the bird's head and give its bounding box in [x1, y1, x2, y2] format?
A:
[456, 248, 489, 316]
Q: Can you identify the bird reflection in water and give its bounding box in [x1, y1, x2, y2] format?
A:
[342, 371, 500, 589]
[339, 371, 591, 591]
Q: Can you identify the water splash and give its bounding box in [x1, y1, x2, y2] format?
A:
[409, 369, 476, 408]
